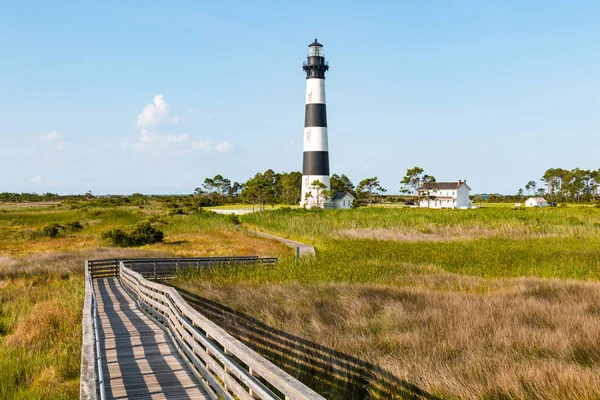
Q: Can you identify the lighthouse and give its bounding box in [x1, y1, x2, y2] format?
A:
[301, 39, 331, 208]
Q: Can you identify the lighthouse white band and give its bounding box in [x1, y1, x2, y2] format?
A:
[305, 78, 326, 104]
[303, 127, 329, 152]
[301, 175, 331, 207]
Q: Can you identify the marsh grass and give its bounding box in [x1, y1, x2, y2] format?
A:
[3, 201, 600, 398]
[171, 206, 600, 398]
[0, 202, 292, 257]
[0, 248, 167, 400]
[0, 202, 290, 398]
[242, 207, 600, 280]
[175, 273, 600, 399]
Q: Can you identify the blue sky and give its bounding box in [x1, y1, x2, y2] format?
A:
[1, 1, 599, 195]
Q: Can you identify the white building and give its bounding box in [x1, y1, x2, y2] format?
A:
[418, 180, 471, 209]
[525, 197, 547, 207]
[330, 191, 355, 209]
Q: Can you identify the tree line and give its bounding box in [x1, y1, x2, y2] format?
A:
[193, 170, 396, 208]
[3, 166, 599, 206]
[523, 168, 600, 203]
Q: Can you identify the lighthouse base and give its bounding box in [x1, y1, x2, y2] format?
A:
[301, 199, 333, 209]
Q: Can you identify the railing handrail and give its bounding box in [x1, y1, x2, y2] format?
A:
[90, 271, 106, 400]
[80, 261, 106, 400]
[119, 261, 324, 400]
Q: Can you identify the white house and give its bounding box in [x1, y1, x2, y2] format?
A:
[330, 191, 355, 209]
[525, 197, 547, 207]
[418, 180, 471, 209]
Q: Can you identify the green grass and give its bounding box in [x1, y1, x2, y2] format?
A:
[205, 203, 301, 210]
[2, 201, 600, 399]
[174, 205, 600, 399]
[237, 207, 600, 281]
[0, 202, 292, 399]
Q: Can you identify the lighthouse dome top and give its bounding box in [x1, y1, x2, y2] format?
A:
[309, 38, 323, 47]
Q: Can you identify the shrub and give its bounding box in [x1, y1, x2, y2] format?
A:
[42, 224, 63, 238]
[169, 208, 185, 216]
[228, 214, 241, 225]
[101, 221, 164, 247]
[64, 221, 83, 232]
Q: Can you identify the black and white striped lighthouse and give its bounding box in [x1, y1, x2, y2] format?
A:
[301, 39, 331, 208]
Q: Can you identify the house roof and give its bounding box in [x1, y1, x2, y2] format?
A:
[527, 197, 546, 202]
[421, 181, 471, 190]
[332, 191, 355, 200]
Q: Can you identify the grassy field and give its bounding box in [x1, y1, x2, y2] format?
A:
[172, 206, 600, 399]
[0, 201, 291, 399]
[2, 201, 600, 399]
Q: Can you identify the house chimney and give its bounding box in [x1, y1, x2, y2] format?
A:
[343, 185, 349, 194]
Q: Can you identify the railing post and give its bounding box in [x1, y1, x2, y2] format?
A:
[295, 246, 300, 263]
[153, 262, 157, 280]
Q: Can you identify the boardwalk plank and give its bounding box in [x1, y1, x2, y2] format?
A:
[94, 278, 213, 400]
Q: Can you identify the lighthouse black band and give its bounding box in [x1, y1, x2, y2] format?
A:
[304, 104, 327, 127]
[302, 151, 330, 175]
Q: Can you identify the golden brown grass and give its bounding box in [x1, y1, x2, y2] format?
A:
[0, 249, 168, 399]
[336, 225, 559, 242]
[176, 270, 600, 399]
[146, 231, 291, 257]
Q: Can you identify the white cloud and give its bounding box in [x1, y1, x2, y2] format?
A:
[40, 131, 63, 141]
[166, 133, 189, 142]
[136, 94, 175, 128]
[127, 94, 190, 152]
[216, 141, 234, 153]
[127, 95, 234, 155]
[31, 176, 41, 184]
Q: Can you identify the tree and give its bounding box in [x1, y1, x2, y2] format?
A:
[277, 171, 302, 205]
[240, 171, 276, 211]
[525, 181, 537, 196]
[517, 188, 524, 198]
[229, 182, 243, 203]
[304, 180, 332, 208]
[356, 177, 386, 207]
[420, 175, 437, 208]
[330, 173, 355, 195]
[400, 167, 426, 206]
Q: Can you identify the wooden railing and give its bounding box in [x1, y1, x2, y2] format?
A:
[122, 256, 278, 280]
[87, 256, 278, 280]
[119, 262, 324, 400]
[88, 259, 119, 279]
[80, 261, 106, 400]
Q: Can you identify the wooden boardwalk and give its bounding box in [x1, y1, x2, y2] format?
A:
[94, 278, 212, 400]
